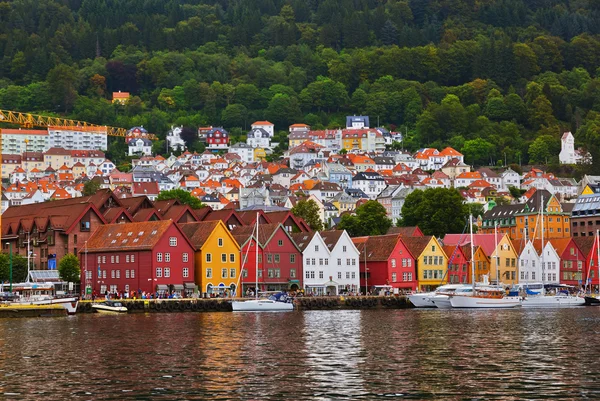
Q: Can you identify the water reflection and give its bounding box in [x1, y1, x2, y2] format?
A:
[1, 309, 600, 399]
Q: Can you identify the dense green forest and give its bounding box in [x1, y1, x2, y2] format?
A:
[2, 0, 600, 171]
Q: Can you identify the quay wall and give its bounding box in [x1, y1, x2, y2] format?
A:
[76, 296, 412, 314]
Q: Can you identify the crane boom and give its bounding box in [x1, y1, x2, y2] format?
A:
[0, 109, 157, 140]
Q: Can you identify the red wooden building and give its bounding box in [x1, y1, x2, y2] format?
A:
[81, 221, 195, 296]
[548, 238, 586, 287]
[232, 223, 301, 294]
[352, 234, 418, 293]
[573, 236, 600, 290]
[443, 245, 469, 284]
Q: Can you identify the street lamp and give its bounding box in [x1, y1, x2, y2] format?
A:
[5, 242, 12, 292]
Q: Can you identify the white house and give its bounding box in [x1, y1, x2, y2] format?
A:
[294, 230, 360, 295]
[518, 241, 560, 285]
[166, 126, 186, 151]
[251, 121, 275, 137]
[228, 142, 254, 163]
[48, 126, 107, 151]
[352, 171, 386, 199]
[246, 128, 271, 148]
[128, 138, 153, 156]
[500, 168, 521, 191]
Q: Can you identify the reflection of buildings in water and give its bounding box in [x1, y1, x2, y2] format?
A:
[303, 310, 366, 397]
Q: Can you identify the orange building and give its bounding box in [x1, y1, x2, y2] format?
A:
[481, 189, 571, 241]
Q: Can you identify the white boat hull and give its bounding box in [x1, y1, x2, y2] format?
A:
[92, 305, 128, 313]
[13, 297, 79, 315]
[521, 295, 585, 308]
[408, 293, 436, 308]
[431, 295, 452, 309]
[450, 296, 521, 309]
[231, 299, 294, 312]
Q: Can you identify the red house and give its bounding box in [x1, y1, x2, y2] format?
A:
[574, 236, 600, 290]
[352, 234, 418, 293]
[548, 238, 586, 287]
[443, 245, 469, 284]
[232, 223, 301, 294]
[81, 221, 195, 297]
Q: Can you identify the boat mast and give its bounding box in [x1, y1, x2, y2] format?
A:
[540, 195, 544, 290]
[494, 222, 498, 286]
[470, 214, 475, 291]
[597, 229, 600, 294]
[255, 212, 259, 299]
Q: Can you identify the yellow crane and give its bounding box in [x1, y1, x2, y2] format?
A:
[0, 109, 157, 140]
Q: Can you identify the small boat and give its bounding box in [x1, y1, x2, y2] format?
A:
[3, 282, 78, 315]
[450, 288, 521, 309]
[519, 284, 585, 308]
[92, 300, 128, 313]
[231, 298, 294, 312]
[584, 296, 600, 306]
[408, 284, 464, 308]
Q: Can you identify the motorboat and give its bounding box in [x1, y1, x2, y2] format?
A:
[431, 285, 474, 309]
[519, 284, 585, 308]
[449, 288, 521, 309]
[408, 284, 464, 308]
[231, 298, 294, 312]
[92, 300, 128, 313]
[3, 282, 78, 315]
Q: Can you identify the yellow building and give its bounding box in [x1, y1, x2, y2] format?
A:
[44, 147, 73, 169]
[404, 236, 448, 291]
[179, 220, 241, 296]
[253, 147, 267, 161]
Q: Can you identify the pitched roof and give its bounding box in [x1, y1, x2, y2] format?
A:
[231, 223, 282, 248]
[290, 232, 317, 251]
[352, 234, 400, 261]
[401, 236, 434, 259]
[179, 221, 221, 250]
[85, 221, 173, 252]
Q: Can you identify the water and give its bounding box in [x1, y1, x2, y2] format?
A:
[2, 308, 600, 400]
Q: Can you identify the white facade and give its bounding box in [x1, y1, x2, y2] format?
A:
[302, 231, 360, 295]
[500, 168, 521, 191]
[167, 126, 186, 151]
[250, 122, 275, 137]
[559, 131, 577, 164]
[518, 241, 560, 285]
[48, 127, 107, 151]
[228, 143, 254, 163]
[128, 138, 153, 156]
[353, 172, 387, 199]
[1, 129, 47, 154]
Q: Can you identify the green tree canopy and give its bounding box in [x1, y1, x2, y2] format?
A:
[82, 180, 101, 196]
[399, 188, 469, 237]
[291, 199, 324, 231]
[156, 188, 205, 209]
[58, 253, 81, 284]
[337, 200, 392, 237]
[0, 253, 28, 284]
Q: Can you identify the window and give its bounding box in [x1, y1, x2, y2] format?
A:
[275, 269, 281, 278]
[352, 259, 356, 266]
[242, 269, 248, 278]
[164, 268, 170, 278]
[306, 258, 311, 266]
[310, 271, 315, 279]
[343, 246, 347, 252]
[346, 272, 350, 279]
[403, 272, 408, 281]
[183, 253, 189, 263]
[206, 253, 212, 263]
[311, 258, 316, 265]
[267, 254, 273, 263]
[338, 258, 342, 266]
[278, 240, 283, 246]
[230, 254, 235, 262]
[258, 254, 262, 263]
[315, 245, 319, 252]
[218, 238, 223, 247]
[115, 255, 120, 263]
[126, 255, 130, 263]
[157, 253, 163, 262]
[408, 273, 412, 281]
[229, 268, 236, 278]
[338, 272, 342, 279]
[532, 272, 536, 280]
[156, 268, 163, 278]
[346, 258, 351, 265]
[290, 269, 296, 278]
[131, 254, 135, 263]
[206, 268, 212, 278]
[392, 273, 397, 282]
[97, 256, 101, 264]
[221, 253, 227, 263]
[111, 270, 115, 278]
[103, 270, 106, 279]
[183, 268, 189, 278]
[290, 254, 296, 263]
[170, 237, 177, 246]
[126, 270, 130, 279]
[306, 271, 311, 279]
[268, 269, 274, 278]
[116, 270, 120, 279]
[319, 271, 324, 279]
[165, 253, 170, 262]
[274, 254, 280, 263]
[131, 270, 135, 278]
[111, 255, 115, 264]
[319, 258, 323, 265]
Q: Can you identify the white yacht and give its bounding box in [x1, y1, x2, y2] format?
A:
[518, 284, 585, 308]
[408, 284, 464, 308]
[431, 285, 474, 309]
[4, 282, 79, 315]
[449, 288, 521, 308]
[92, 300, 128, 313]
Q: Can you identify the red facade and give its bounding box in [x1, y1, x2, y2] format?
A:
[235, 224, 301, 293]
[444, 245, 469, 284]
[81, 222, 195, 296]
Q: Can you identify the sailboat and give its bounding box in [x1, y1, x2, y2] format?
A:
[450, 215, 521, 308]
[231, 213, 294, 312]
[521, 195, 585, 308]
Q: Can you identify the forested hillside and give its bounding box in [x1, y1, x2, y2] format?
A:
[2, 0, 600, 170]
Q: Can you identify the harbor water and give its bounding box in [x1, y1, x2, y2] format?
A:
[2, 308, 600, 400]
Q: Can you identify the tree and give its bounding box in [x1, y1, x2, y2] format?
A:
[461, 138, 496, 166]
[58, 253, 81, 284]
[179, 127, 198, 149]
[399, 188, 469, 237]
[156, 188, 205, 209]
[291, 199, 324, 231]
[528, 135, 560, 164]
[0, 253, 28, 283]
[47, 64, 78, 112]
[337, 201, 392, 237]
[82, 180, 101, 196]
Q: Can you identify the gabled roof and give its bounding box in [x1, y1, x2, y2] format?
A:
[179, 221, 226, 251]
[232, 223, 294, 249]
[443, 233, 504, 257]
[290, 231, 317, 252]
[401, 236, 435, 259]
[352, 234, 401, 262]
[85, 221, 174, 252]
